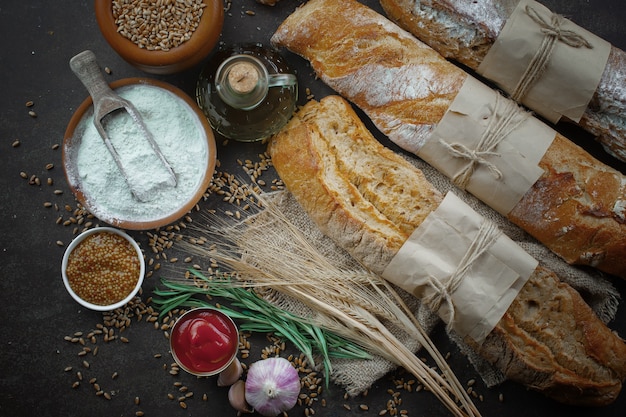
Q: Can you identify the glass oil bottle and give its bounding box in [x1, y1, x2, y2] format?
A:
[196, 43, 298, 142]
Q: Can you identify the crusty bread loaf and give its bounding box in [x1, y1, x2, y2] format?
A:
[268, 94, 626, 406]
[269, 98, 443, 272]
[378, 0, 626, 162]
[270, 0, 626, 279]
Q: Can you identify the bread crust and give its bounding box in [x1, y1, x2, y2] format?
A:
[268, 96, 443, 272]
[379, 0, 626, 161]
[268, 94, 626, 406]
[271, 0, 626, 279]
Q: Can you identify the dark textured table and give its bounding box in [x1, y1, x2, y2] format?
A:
[1, 1, 626, 417]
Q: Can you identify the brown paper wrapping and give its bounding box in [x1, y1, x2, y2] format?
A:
[419, 76, 555, 215]
[477, 0, 611, 123]
[382, 192, 538, 345]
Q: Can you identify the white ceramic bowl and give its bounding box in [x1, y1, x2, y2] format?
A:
[61, 227, 145, 311]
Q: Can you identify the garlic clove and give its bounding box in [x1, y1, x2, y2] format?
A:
[217, 357, 243, 387]
[228, 379, 253, 413]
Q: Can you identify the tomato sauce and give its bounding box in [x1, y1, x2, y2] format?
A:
[170, 308, 238, 375]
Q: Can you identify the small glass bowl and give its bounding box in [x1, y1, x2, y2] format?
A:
[170, 308, 240, 377]
[61, 227, 145, 311]
[94, 0, 224, 75]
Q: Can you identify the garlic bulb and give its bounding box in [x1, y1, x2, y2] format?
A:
[244, 357, 301, 416]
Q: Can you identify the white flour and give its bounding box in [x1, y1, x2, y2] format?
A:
[68, 84, 209, 225]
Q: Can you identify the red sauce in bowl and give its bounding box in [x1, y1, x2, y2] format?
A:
[170, 308, 238, 376]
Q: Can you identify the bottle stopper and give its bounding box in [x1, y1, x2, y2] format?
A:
[227, 62, 259, 94]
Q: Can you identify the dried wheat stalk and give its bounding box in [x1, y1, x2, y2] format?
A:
[175, 194, 482, 417]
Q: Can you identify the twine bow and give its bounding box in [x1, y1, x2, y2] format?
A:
[511, 4, 592, 101]
[440, 95, 529, 189]
[423, 219, 502, 330]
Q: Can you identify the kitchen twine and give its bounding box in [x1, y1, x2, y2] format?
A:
[253, 187, 619, 394]
[510, 4, 592, 102]
[439, 94, 529, 190]
[423, 218, 502, 332]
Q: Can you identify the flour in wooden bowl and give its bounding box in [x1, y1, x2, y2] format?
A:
[64, 79, 216, 230]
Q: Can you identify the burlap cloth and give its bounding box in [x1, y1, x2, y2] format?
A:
[249, 152, 620, 396]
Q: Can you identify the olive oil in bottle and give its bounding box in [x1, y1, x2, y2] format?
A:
[196, 43, 298, 142]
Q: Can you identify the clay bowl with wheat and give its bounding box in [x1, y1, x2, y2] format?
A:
[95, 0, 224, 74]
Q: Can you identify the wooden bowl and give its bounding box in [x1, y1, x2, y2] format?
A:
[94, 0, 224, 75]
[63, 78, 217, 230]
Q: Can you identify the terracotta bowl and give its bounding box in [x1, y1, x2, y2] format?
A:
[63, 78, 217, 230]
[94, 0, 224, 75]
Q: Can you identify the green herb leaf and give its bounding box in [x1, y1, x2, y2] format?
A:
[151, 271, 371, 386]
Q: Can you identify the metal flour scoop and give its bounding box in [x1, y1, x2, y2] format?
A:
[69, 50, 177, 202]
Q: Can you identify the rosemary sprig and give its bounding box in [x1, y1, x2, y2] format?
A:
[151, 269, 371, 386]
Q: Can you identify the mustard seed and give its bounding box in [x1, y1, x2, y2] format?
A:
[66, 232, 140, 306]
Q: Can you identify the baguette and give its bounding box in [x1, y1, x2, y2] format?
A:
[268, 94, 626, 406]
[270, 0, 626, 279]
[378, 0, 626, 162]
